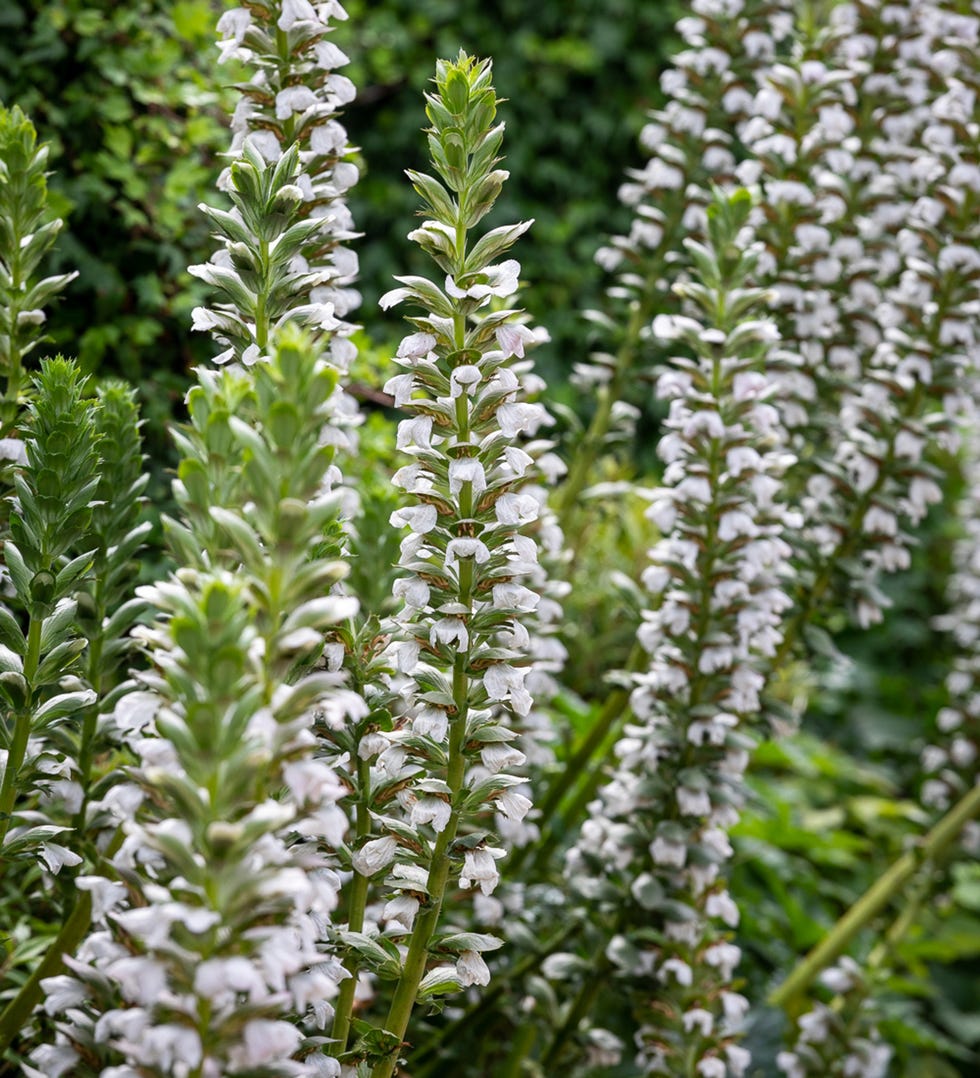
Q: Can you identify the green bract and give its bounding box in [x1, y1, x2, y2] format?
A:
[0, 358, 98, 861]
[0, 105, 77, 436]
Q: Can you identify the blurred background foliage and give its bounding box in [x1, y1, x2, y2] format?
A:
[0, 2, 975, 1072]
[0, 0, 682, 421]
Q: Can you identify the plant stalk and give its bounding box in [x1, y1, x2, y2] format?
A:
[770, 779, 980, 1010]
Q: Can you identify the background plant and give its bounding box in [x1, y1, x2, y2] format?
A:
[0, 0, 978, 1076]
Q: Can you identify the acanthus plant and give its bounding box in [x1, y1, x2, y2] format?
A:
[319, 52, 558, 1078]
[529, 0, 799, 879]
[561, 0, 794, 537]
[0, 107, 149, 1058]
[773, 412, 980, 1078]
[743, 0, 980, 646]
[1, 0, 980, 1075]
[0, 360, 100, 891]
[15, 1, 367, 1072]
[562, 189, 798, 1078]
[925, 419, 980, 828]
[0, 104, 77, 443]
[193, 0, 360, 377]
[29, 325, 359, 1078]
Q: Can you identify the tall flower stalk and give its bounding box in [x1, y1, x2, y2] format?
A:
[531, 0, 797, 852]
[0, 359, 99, 869]
[194, 0, 359, 376]
[756, 0, 979, 639]
[0, 372, 150, 1060]
[559, 0, 794, 536]
[337, 53, 549, 1078]
[30, 327, 357, 1078]
[566, 190, 799, 1077]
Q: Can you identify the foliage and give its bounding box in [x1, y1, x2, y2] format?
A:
[0, 0, 234, 477]
[0, 2, 978, 1078]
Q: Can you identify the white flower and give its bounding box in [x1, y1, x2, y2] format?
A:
[390, 503, 438, 534]
[411, 796, 452, 832]
[677, 786, 712, 816]
[449, 457, 487, 496]
[76, 876, 128, 920]
[194, 957, 265, 1002]
[480, 744, 525, 772]
[430, 617, 469, 650]
[658, 957, 693, 986]
[397, 331, 437, 358]
[40, 843, 82, 874]
[819, 957, 859, 994]
[278, 0, 318, 31]
[496, 323, 536, 358]
[40, 975, 88, 1015]
[706, 889, 740, 927]
[460, 847, 503, 895]
[315, 40, 351, 70]
[496, 789, 533, 821]
[456, 950, 491, 986]
[445, 537, 491, 569]
[446, 259, 520, 300]
[413, 706, 449, 742]
[384, 894, 420, 931]
[233, 1020, 301, 1066]
[650, 836, 686, 867]
[484, 663, 533, 715]
[105, 955, 169, 1006]
[495, 492, 539, 525]
[352, 835, 399, 876]
[703, 941, 741, 980]
[216, 6, 251, 41]
[683, 1008, 715, 1036]
[384, 373, 416, 405]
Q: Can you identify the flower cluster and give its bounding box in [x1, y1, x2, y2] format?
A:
[567, 191, 799, 1076]
[323, 53, 552, 1076]
[191, 0, 359, 378]
[777, 959, 892, 1078]
[31, 329, 357, 1078]
[752, 0, 979, 631]
[61, 381, 151, 836]
[560, 0, 794, 561]
[594, 0, 791, 287]
[0, 360, 99, 875]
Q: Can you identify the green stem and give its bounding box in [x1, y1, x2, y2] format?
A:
[0, 891, 91, 1052]
[330, 753, 373, 1057]
[0, 617, 42, 851]
[770, 779, 980, 1010]
[255, 234, 271, 352]
[1, 214, 24, 436]
[373, 517, 474, 1075]
[499, 1021, 537, 1078]
[370, 708, 468, 1078]
[73, 616, 105, 833]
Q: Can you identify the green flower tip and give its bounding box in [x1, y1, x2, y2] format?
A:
[427, 52, 499, 143]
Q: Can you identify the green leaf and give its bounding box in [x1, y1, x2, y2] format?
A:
[33, 688, 96, 726]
